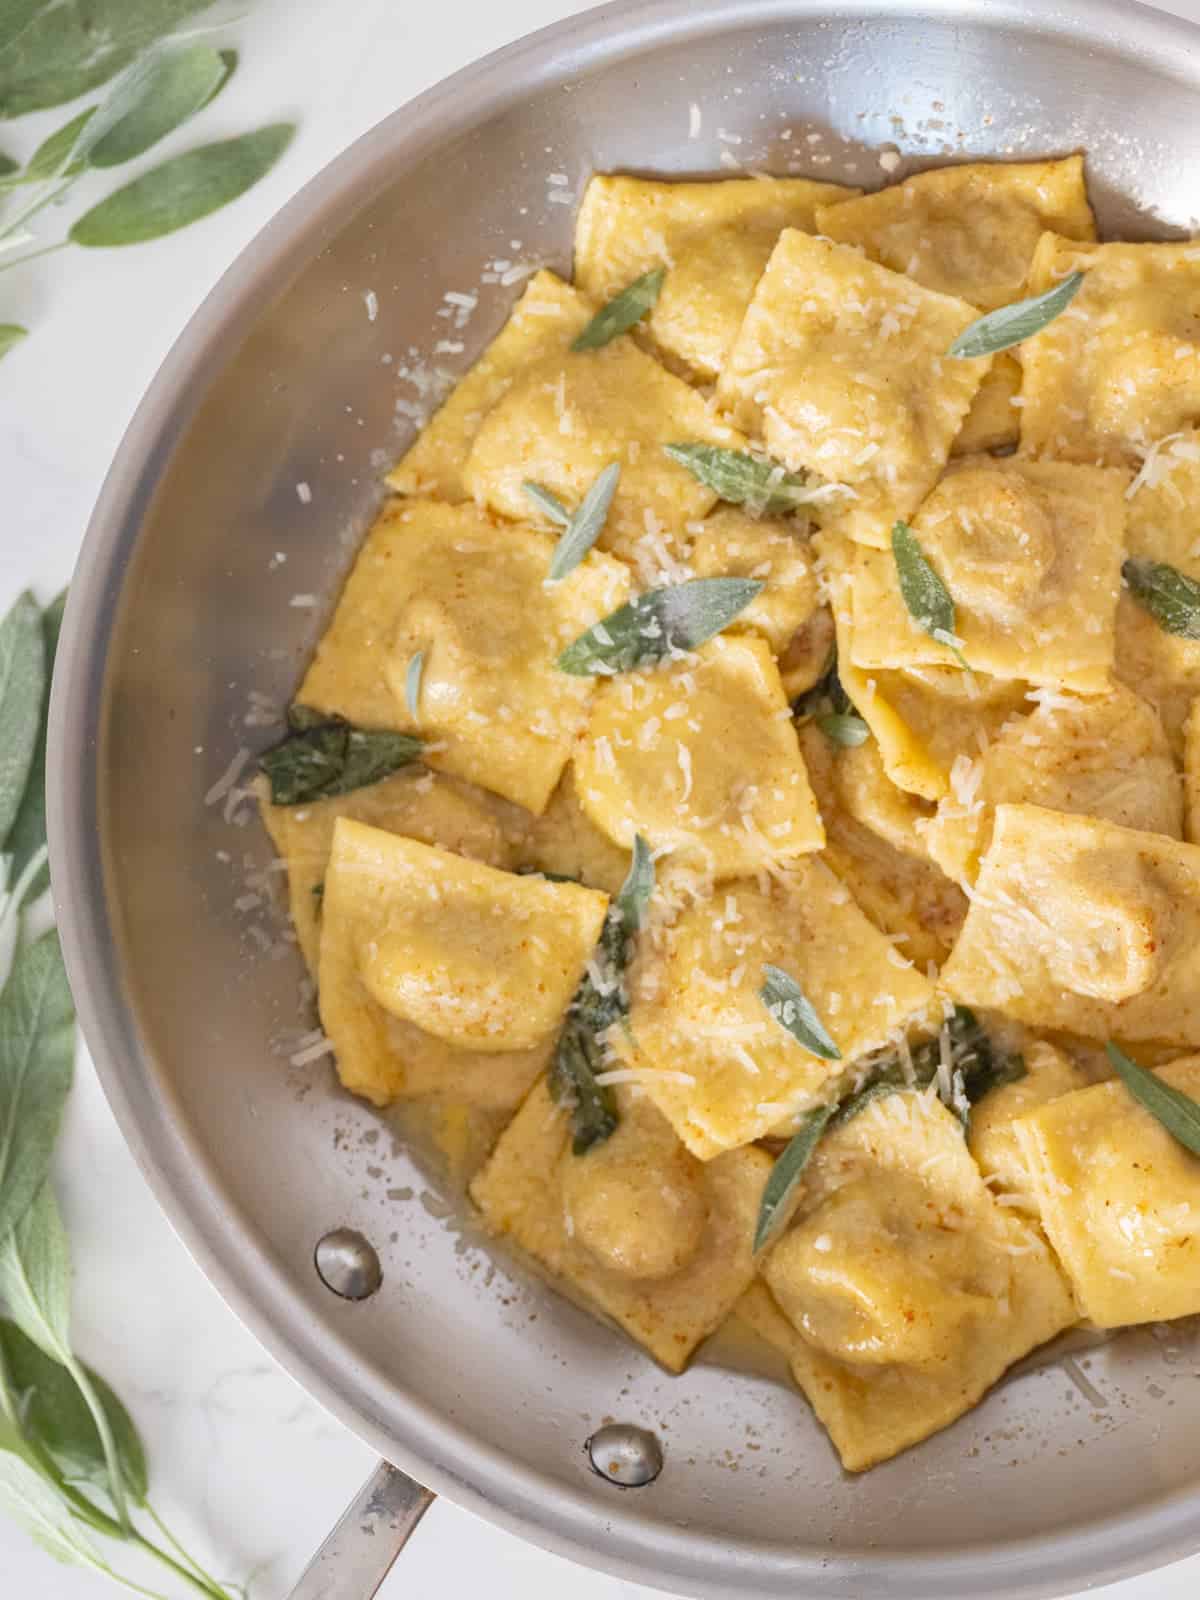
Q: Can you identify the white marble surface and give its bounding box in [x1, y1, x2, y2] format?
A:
[2, 0, 1200, 1594]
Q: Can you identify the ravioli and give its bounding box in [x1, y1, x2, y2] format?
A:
[750, 1089, 1075, 1471]
[574, 173, 859, 381]
[847, 457, 1126, 692]
[505, 769, 632, 898]
[923, 683, 1181, 886]
[952, 352, 1022, 456]
[942, 803, 1200, 1045]
[1014, 1057, 1200, 1327]
[296, 498, 629, 814]
[1020, 235, 1200, 466]
[1186, 700, 1200, 844]
[573, 635, 824, 878]
[967, 1039, 1092, 1203]
[617, 864, 936, 1159]
[686, 506, 821, 658]
[717, 230, 991, 547]
[470, 1079, 770, 1371]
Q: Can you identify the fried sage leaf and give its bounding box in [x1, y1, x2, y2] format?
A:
[663, 443, 818, 514]
[571, 267, 664, 352]
[259, 707, 422, 805]
[558, 577, 762, 675]
[521, 481, 570, 527]
[547, 462, 620, 581]
[892, 519, 960, 655]
[947, 270, 1084, 359]
[760, 964, 841, 1061]
[1122, 557, 1200, 640]
[1107, 1042, 1200, 1157]
[814, 711, 869, 747]
[753, 1103, 835, 1252]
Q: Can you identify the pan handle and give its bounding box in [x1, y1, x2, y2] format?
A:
[286, 1460, 435, 1598]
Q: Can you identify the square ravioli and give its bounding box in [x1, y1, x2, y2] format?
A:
[749, 1088, 1075, 1472]
[258, 768, 517, 974]
[1114, 429, 1200, 754]
[797, 724, 967, 971]
[952, 352, 1022, 456]
[967, 1039, 1092, 1202]
[847, 458, 1126, 692]
[296, 498, 630, 813]
[618, 864, 936, 1159]
[572, 635, 824, 878]
[1187, 699, 1200, 843]
[469, 1079, 771, 1372]
[923, 683, 1181, 887]
[574, 173, 858, 381]
[686, 506, 821, 657]
[1014, 1056, 1200, 1327]
[1020, 235, 1200, 467]
[716, 230, 991, 547]
[941, 803, 1200, 1045]
[815, 157, 1095, 314]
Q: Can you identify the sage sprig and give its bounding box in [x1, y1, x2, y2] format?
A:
[260, 706, 422, 806]
[572, 267, 664, 351]
[753, 1007, 1023, 1251]
[0, 324, 24, 359]
[760, 964, 840, 1061]
[558, 577, 762, 675]
[521, 481, 570, 527]
[545, 462, 620, 581]
[551, 836, 654, 1153]
[892, 520, 963, 660]
[947, 270, 1084, 359]
[1122, 557, 1200, 639]
[1106, 1043, 1200, 1157]
[663, 444, 820, 515]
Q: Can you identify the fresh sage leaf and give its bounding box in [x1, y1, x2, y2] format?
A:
[521, 481, 570, 527]
[1106, 1042, 1200, 1158]
[760, 964, 841, 1061]
[0, 1180, 70, 1364]
[404, 651, 424, 721]
[0, 324, 25, 359]
[0, 0, 212, 119]
[71, 123, 295, 248]
[0, 930, 75, 1243]
[663, 443, 817, 515]
[259, 707, 422, 806]
[753, 1102, 835, 1252]
[558, 577, 762, 675]
[14, 107, 93, 184]
[0, 151, 14, 176]
[5, 590, 64, 904]
[571, 267, 664, 352]
[947, 270, 1084, 359]
[1122, 557, 1200, 640]
[0, 590, 44, 849]
[87, 43, 230, 169]
[0, 1322, 148, 1503]
[814, 711, 869, 747]
[892, 520, 960, 654]
[547, 462, 620, 581]
[0, 1436, 105, 1569]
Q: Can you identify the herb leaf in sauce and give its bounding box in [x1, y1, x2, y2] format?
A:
[521, 481, 570, 527]
[547, 462, 620, 581]
[753, 1103, 835, 1252]
[662, 444, 817, 515]
[571, 267, 664, 352]
[1106, 1042, 1200, 1157]
[892, 520, 962, 658]
[760, 964, 841, 1061]
[792, 649, 870, 748]
[1122, 557, 1200, 640]
[404, 651, 424, 720]
[259, 706, 421, 805]
[558, 577, 763, 676]
[947, 270, 1084, 359]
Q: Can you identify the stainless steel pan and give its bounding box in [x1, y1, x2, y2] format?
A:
[49, 2, 1200, 1595]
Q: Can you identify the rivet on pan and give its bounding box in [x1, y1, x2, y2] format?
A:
[314, 1228, 383, 1300]
[585, 1423, 663, 1487]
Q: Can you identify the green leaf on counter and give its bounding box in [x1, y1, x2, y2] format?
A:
[0, 1181, 70, 1363]
[87, 43, 230, 169]
[558, 577, 762, 675]
[521, 480, 570, 527]
[260, 707, 422, 806]
[892, 520, 960, 657]
[547, 462, 620, 581]
[0, 590, 44, 844]
[0, 324, 25, 359]
[760, 964, 841, 1061]
[663, 443, 818, 515]
[0, 931, 75, 1243]
[571, 267, 664, 351]
[5, 590, 65, 905]
[948, 270, 1084, 360]
[0, 1434, 104, 1570]
[1107, 1042, 1200, 1158]
[14, 107, 93, 184]
[71, 123, 295, 247]
[1122, 557, 1200, 640]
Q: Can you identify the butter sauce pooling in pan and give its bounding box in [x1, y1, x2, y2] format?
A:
[257, 154, 1200, 1475]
